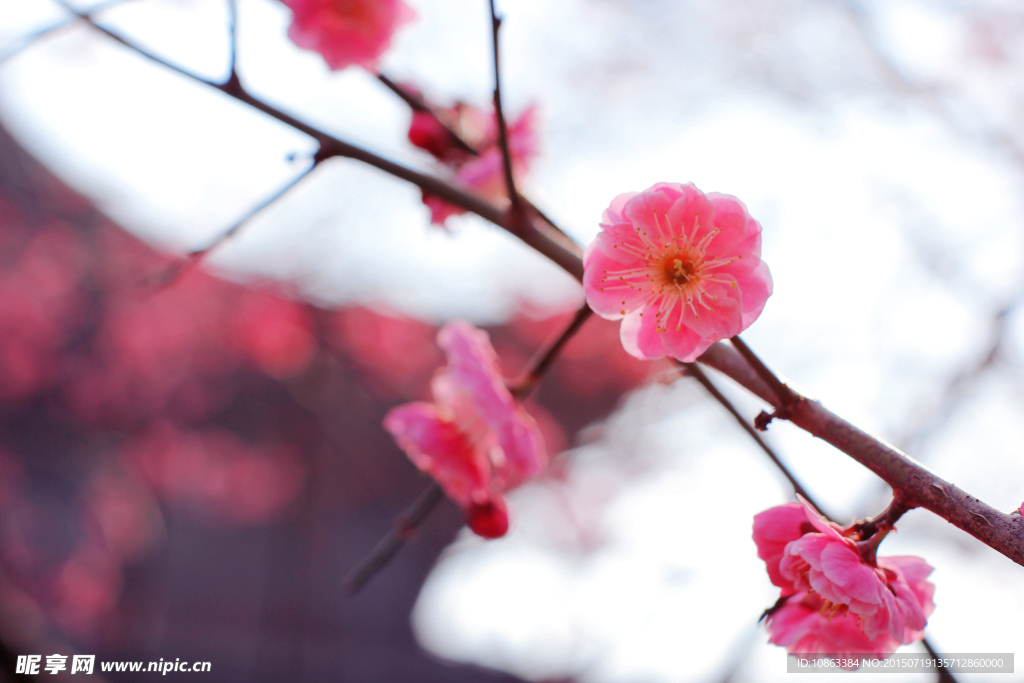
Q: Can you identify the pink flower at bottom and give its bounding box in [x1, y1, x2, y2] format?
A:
[753, 499, 936, 654]
[383, 322, 547, 538]
[583, 183, 772, 362]
[766, 592, 901, 662]
[284, 0, 416, 71]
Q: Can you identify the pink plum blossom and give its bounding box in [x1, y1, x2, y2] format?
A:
[753, 499, 936, 656]
[766, 591, 901, 662]
[383, 322, 547, 538]
[583, 183, 772, 362]
[411, 104, 540, 226]
[283, 0, 416, 71]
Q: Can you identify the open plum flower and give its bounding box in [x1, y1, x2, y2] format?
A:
[583, 183, 772, 362]
[283, 0, 416, 71]
[753, 499, 935, 659]
[383, 322, 547, 538]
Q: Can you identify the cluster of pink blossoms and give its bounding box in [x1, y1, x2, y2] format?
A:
[753, 499, 935, 660]
[583, 182, 773, 362]
[283, 0, 416, 71]
[407, 100, 540, 226]
[383, 322, 547, 538]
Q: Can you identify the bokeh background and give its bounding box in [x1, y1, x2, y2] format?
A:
[1, 0, 1023, 681]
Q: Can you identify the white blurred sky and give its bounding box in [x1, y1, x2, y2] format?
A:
[2, 0, 1024, 681]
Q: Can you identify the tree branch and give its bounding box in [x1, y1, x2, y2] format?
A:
[59, 0, 1024, 569]
[681, 362, 828, 517]
[510, 303, 593, 398]
[487, 0, 522, 215]
[343, 483, 445, 594]
[697, 341, 1024, 567]
[63, 6, 584, 281]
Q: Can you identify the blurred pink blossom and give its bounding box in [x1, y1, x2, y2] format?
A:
[383, 322, 547, 538]
[231, 290, 317, 379]
[283, 0, 416, 71]
[414, 104, 540, 226]
[583, 183, 772, 361]
[124, 422, 305, 525]
[329, 306, 441, 397]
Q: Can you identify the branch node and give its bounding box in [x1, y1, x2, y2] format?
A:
[754, 410, 774, 431]
[969, 511, 992, 527]
[221, 70, 244, 97]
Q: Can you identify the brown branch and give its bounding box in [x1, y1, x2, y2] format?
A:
[63, 6, 584, 282]
[697, 341, 1024, 567]
[376, 72, 581, 253]
[60, 0, 1024, 569]
[851, 498, 909, 541]
[510, 303, 593, 398]
[681, 362, 828, 517]
[342, 483, 445, 594]
[487, 0, 522, 216]
[730, 334, 799, 407]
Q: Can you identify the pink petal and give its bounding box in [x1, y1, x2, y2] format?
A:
[382, 402, 489, 509]
[753, 502, 813, 594]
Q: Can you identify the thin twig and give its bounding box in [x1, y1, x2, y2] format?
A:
[343, 483, 445, 594]
[192, 161, 317, 257]
[377, 72, 580, 251]
[226, 0, 238, 78]
[511, 304, 593, 398]
[0, 0, 135, 67]
[682, 362, 828, 517]
[487, 0, 521, 215]
[62, 5, 585, 280]
[59, 0, 1024, 569]
[141, 162, 318, 288]
[921, 635, 959, 683]
[376, 73, 480, 157]
[697, 340, 1024, 567]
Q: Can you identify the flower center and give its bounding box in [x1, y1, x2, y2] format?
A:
[669, 257, 695, 285]
[596, 210, 742, 333]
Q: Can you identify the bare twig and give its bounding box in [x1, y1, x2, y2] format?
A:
[511, 303, 593, 398]
[140, 162, 318, 288]
[487, 0, 522, 215]
[376, 73, 480, 157]
[343, 483, 445, 594]
[376, 72, 580, 251]
[0, 0, 135, 67]
[921, 635, 959, 683]
[192, 161, 317, 258]
[697, 340, 1024, 567]
[62, 5, 584, 281]
[681, 362, 827, 516]
[59, 0, 1024, 569]
[226, 0, 238, 78]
